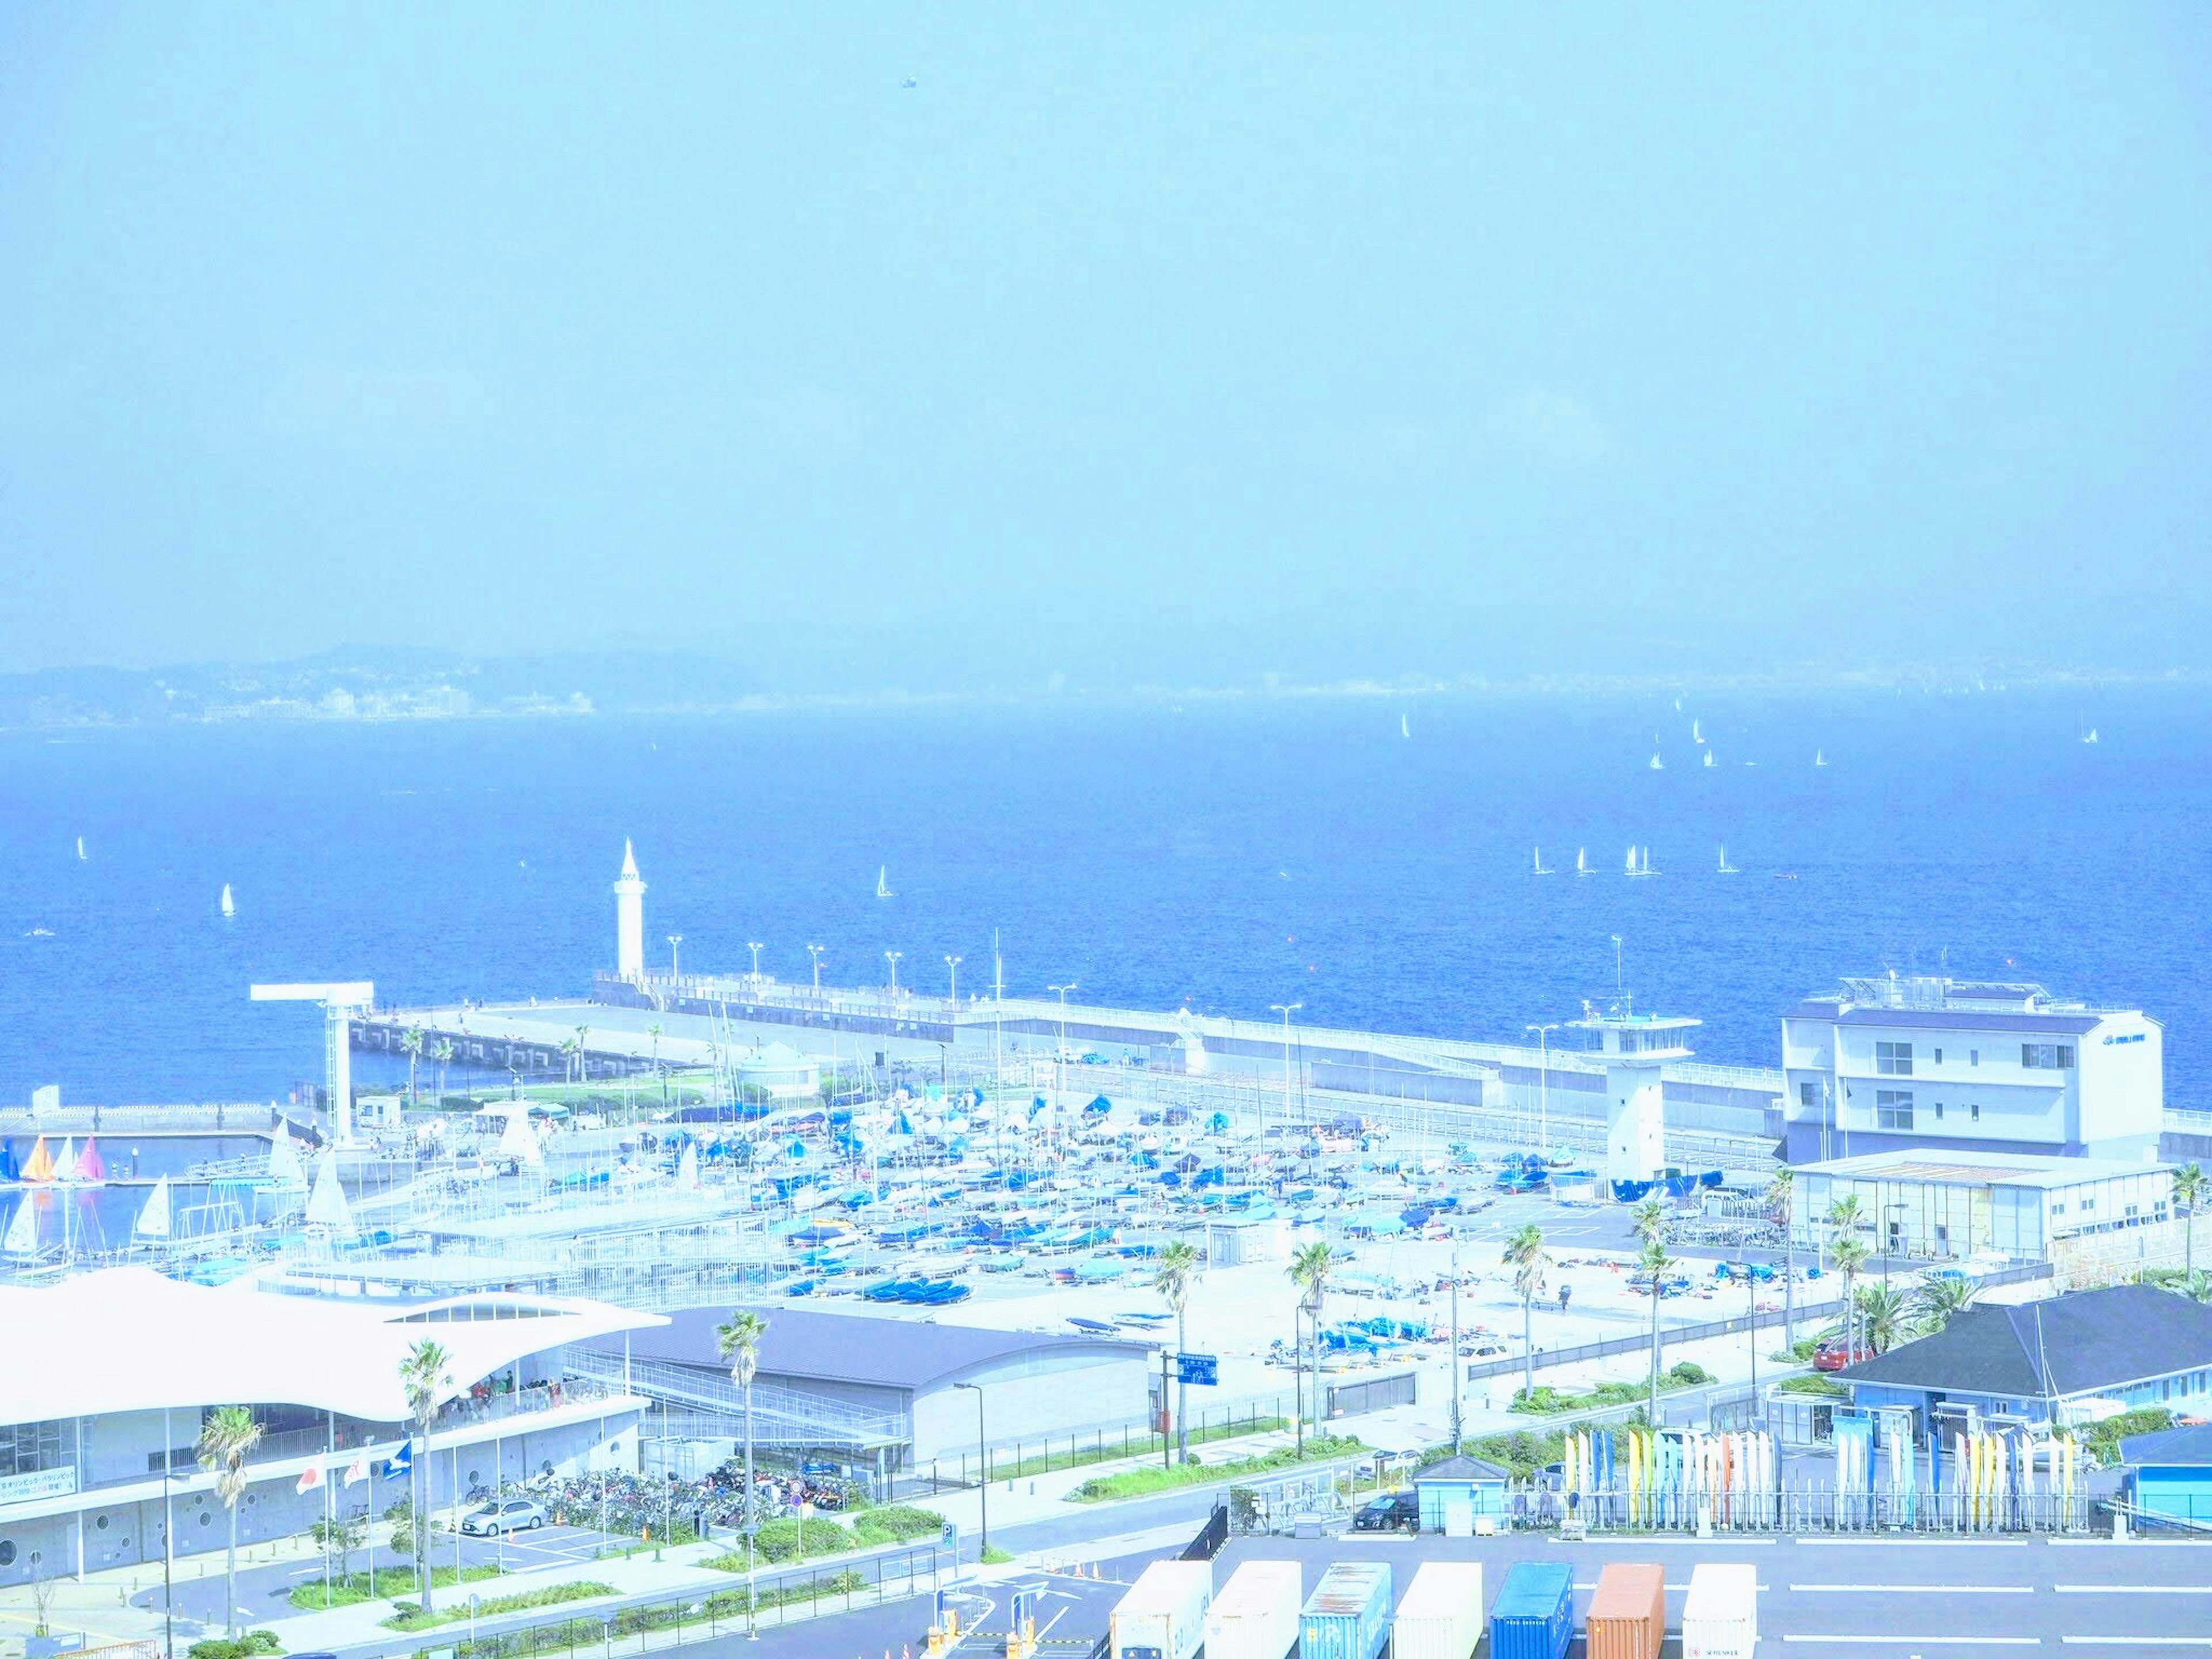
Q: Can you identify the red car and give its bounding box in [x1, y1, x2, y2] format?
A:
[1813, 1338, 1875, 1372]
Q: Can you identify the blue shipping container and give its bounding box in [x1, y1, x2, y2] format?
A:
[1489, 1560, 1575, 1659]
[1298, 1561, 1393, 1659]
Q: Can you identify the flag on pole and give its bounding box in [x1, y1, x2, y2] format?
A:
[387, 1441, 414, 1476]
[343, 1454, 370, 1487]
[296, 1464, 324, 1496]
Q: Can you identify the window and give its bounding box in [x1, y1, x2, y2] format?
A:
[1934, 1048, 1944, 1065]
[1876, 1089, 1915, 1130]
[1800, 1081, 1819, 1109]
[1972, 1103, 1981, 1121]
[1876, 1041, 1914, 1076]
[1971, 1050, 1979, 1066]
[2022, 1043, 2076, 1070]
[1934, 1101, 1945, 1119]
[0, 1422, 62, 1479]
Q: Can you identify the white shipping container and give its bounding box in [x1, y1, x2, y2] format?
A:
[1681, 1562, 1759, 1659]
[1204, 1560, 1302, 1659]
[1392, 1560, 1486, 1659]
[1110, 1559, 1213, 1659]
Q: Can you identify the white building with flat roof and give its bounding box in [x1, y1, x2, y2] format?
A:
[1780, 975, 2161, 1165]
[0, 1268, 661, 1587]
[1791, 1148, 2175, 1261]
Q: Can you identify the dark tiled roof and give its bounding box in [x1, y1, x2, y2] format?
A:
[2120, 1425, 2212, 1467]
[1841, 1286, 2212, 1398]
[1414, 1455, 1512, 1484]
[599, 1304, 1154, 1392]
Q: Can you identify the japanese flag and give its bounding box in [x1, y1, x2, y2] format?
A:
[296, 1465, 323, 1496]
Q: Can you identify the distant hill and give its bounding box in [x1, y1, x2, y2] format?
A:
[0, 650, 761, 728]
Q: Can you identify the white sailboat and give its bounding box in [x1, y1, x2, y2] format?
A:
[1649, 753, 1665, 771]
[266, 1135, 308, 1188]
[1575, 847, 1592, 877]
[1626, 845, 1658, 878]
[2082, 728, 2099, 745]
[305, 1152, 358, 1237]
[1693, 718, 1706, 745]
[1532, 847, 1554, 876]
[1718, 845, 1740, 874]
[74, 836, 86, 862]
[876, 866, 894, 899]
[676, 1142, 701, 1190]
[1702, 749, 1716, 769]
[1814, 749, 1827, 767]
[2, 1199, 36, 1257]
[135, 1175, 173, 1241]
[1401, 713, 1410, 740]
[220, 884, 236, 918]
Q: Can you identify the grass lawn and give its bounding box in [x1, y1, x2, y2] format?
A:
[1073, 1434, 1365, 1502]
[287, 1562, 502, 1612]
[383, 1580, 615, 1633]
[702, 1503, 945, 1572]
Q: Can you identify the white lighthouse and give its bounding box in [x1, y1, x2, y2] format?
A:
[613, 839, 647, 982]
[1568, 1005, 1700, 1189]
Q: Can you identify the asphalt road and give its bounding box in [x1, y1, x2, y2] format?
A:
[632, 1528, 2212, 1657]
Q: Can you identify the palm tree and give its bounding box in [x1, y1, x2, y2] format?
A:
[1629, 1196, 1669, 1249]
[2175, 1164, 2205, 1287]
[1638, 1235, 1675, 1426]
[573, 1024, 592, 1085]
[715, 1310, 768, 1547]
[649, 1022, 666, 1115]
[1855, 1281, 1911, 1354]
[196, 1406, 262, 1636]
[401, 1026, 425, 1107]
[431, 1039, 454, 1107]
[558, 1036, 579, 1087]
[1287, 1241, 1335, 1452]
[1829, 1235, 1872, 1361]
[1912, 1272, 1979, 1337]
[1152, 1241, 1201, 1464]
[397, 1340, 453, 1613]
[1502, 1223, 1550, 1404]
[1767, 1169, 1797, 1346]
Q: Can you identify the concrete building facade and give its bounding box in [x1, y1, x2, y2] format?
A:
[1781, 975, 2162, 1164]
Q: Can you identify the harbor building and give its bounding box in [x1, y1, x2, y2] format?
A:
[1789, 1149, 2175, 1261]
[1779, 975, 2162, 1164]
[0, 1268, 661, 1587]
[1569, 1007, 1700, 1185]
[1839, 1283, 2212, 1431]
[596, 1304, 1157, 1480]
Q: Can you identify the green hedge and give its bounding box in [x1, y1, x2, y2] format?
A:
[386, 1579, 615, 1633]
[1073, 1435, 1364, 1502]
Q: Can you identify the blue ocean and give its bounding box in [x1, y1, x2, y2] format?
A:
[2, 686, 2204, 1109]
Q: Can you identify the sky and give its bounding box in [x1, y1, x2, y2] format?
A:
[3, 5, 2209, 691]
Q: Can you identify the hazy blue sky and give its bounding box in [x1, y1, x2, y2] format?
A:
[4, 6, 2208, 688]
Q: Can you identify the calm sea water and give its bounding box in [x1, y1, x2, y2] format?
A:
[2, 687, 2205, 1109]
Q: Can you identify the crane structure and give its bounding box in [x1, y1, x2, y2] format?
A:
[251, 981, 376, 1146]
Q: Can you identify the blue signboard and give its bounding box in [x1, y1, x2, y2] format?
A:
[1175, 1352, 1220, 1386]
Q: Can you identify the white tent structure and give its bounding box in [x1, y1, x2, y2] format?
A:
[497, 1106, 546, 1168]
[304, 1153, 355, 1237]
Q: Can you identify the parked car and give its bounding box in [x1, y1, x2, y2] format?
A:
[1351, 1491, 1419, 1533]
[1812, 1338, 1875, 1372]
[461, 1498, 547, 1536]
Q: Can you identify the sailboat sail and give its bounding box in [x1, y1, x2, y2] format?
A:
[676, 1143, 700, 1190]
[876, 866, 893, 898]
[1575, 847, 1591, 876]
[137, 1175, 173, 1240]
[2, 1199, 36, 1256]
[20, 1137, 54, 1183]
[1626, 845, 1637, 873]
[305, 1153, 357, 1235]
[75, 837, 86, 861]
[220, 884, 236, 918]
[75, 1137, 105, 1183]
[1532, 847, 1553, 876]
[52, 1138, 77, 1184]
[266, 1135, 307, 1187]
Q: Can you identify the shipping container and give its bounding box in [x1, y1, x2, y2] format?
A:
[1681, 1562, 1759, 1659]
[1109, 1559, 1212, 1659]
[1586, 1562, 1667, 1659]
[1203, 1559, 1302, 1659]
[1392, 1560, 1486, 1659]
[1488, 1560, 1575, 1659]
[1298, 1560, 1394, 1659]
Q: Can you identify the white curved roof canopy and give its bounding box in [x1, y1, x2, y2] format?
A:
[0, 1267, 665, 1426]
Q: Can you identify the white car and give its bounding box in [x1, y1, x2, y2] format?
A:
[460, 1498, 546, 1536]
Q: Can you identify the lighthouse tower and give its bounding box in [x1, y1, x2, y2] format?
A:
[613, 839, 647, 981]
[1567, 1005, 1700, 1189]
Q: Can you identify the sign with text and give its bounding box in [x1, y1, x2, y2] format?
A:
[1173, 1353, 1219, 1386]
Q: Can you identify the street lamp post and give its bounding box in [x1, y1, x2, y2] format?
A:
[807, 944, 824, 995]
[945, 955, 961, 1006]
[668, 934, 684, 978]
[953, 1382, 987, 1562]
[886, 951, 902, 996]
[747, 941, 763, 981]
[1267, 1004, 1302, 1153]
[1524, 1022, 1560, 1157]
[1049, 984, 1077, 1135]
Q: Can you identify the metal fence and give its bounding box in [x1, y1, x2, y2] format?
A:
[423, 1540, 950, 1659]
[910, 1395, 1297, 1493]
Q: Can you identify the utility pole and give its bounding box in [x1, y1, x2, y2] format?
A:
[668, 934, 683, 978]
[807, 944, 824, 995]
[944, 955, 961, 1006]
[886, 951, 902, 996]
[747, 941, 763, 981]
[993, 934, 1005, 1176]
[1449, 1248, 1463, 1455]
[1050, 984, 1077, 1142]
[1525, 1022, 1559, 1157]
[1268, 1003, 1301, 1157]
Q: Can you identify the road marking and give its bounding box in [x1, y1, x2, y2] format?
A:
[1798, 1537, 2029, 1547]
[1782, 1639, 2040, 1647]
[1789, 1584, 2033, 1594]
[2059, 1641, 2212, 1649]
[2055, 1585, 2212, 1594]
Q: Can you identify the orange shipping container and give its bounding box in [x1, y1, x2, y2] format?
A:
[1585, 1562, 1666, 1659]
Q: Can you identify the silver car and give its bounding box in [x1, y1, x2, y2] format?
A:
[461, 1498, 546, 1536]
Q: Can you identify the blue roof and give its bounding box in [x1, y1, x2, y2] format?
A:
[2120, 1425, 2212, 1467]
